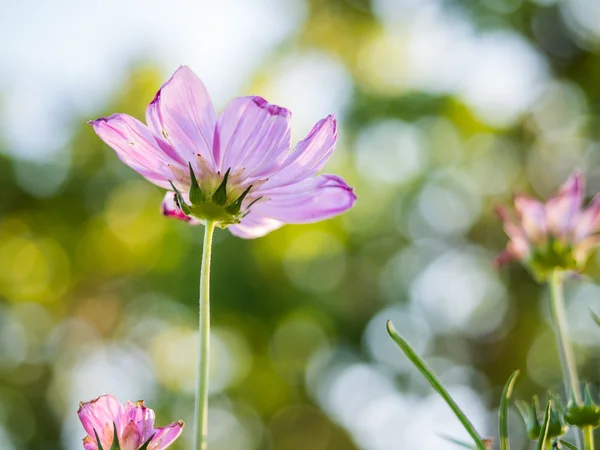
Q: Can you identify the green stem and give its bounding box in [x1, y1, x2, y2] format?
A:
[548, 269, 581, 404]
[193, 220, 216, 450]
[584, 426, 594, 450]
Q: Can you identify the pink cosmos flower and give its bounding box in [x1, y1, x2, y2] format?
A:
[496, 172, 600, 278]
[78, 394, 183, 450]
[90, 66, 356, 238]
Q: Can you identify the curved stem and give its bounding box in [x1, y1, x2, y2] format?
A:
[193, 220, 216, 450]
[548, 269, 581, 404]
[584, 426, 595, 450]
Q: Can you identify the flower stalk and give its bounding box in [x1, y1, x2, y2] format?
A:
[583, 426, 595, 450]
[194, 220, 216, 450]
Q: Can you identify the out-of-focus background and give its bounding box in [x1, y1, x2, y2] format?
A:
[1, 0, 600, 449]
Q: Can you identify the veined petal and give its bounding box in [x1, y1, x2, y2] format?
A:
[78, 395, 123, 450]
[161, 192, 202, 225]
[147, 421, 184, 450]
[120, 420, 142, 450]
[574, 194, 600, 241]
[146, 66, 217, 172]
[546, 172, 584, 236]
[262, 115, 337, 190]
[253, 174, 356, 223]
[215, 96, 291, 177]
[122, 401, 155, 444]
[229, 213, 284, 239]
[514, 195, 547, 244]
[90, 114, 184, 189]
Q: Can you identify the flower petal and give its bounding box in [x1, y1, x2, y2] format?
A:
[253, 174, 356, 223]
[215, 96, 291, 178]
[161, 192, 202, 225]
[90, 114, 183, 189]
[146, 66, 217, 172]
[147, 421, 184, 450]
[78, 395, 124, 450]
[574, 194, 600, 241]
[575, 235, 600, 264]
[120, 420, 142, 450]
[546, 172, 584, 236]
[263, 115, 337, 189]
[229, 213, 284, 239]
[514, 194, 547, 244]
[122, 401, 156, 444]
[83, 436, 98, 450]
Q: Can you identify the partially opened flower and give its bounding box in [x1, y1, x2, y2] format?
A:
[78, 394, 183, 450]
[496, 172, 600, 280]
[90, 66, 356, 238]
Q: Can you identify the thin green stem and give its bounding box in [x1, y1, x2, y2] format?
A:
[193, 220, 216, 450]
[548, 269, 581, 404]
[584, 426, 594, 450]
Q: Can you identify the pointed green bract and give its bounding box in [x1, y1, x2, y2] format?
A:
[589, 309, 600, 328]
[499, 370, 520, 450]
[110, 423, 121, 450]
[560, 440, 579, 450]
[94, 430, 105, 450]
[386, 320, 488, 450]
[225, 185, 252, 215]
[138, 433, 156, 450]
[169, 181, 191, 215]
[538, 401, 553, 450]
[213, 168, 231, 206]
[188, 163, 204, 204]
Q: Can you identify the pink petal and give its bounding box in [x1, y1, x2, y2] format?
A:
[545, 172, 584, 236]
[263, 115, 337, 190]
[514, 194, 547, 244]
[215, 96, 291, 178]
[495, 205, 530, 260]
[78, 395, 124, 450]
[83, 436, 98, 450]
[90, 114, 183, 189]
[122, 401, 156, 444]
[161, 192, 202, 225]
[252, 174, 356, 223]
[574, 194, 600, 241]
[147, 421, 184, 450]
[146, 66, 217, 173]
[229, 213, 284, 239]
[119, 420, 143, 450]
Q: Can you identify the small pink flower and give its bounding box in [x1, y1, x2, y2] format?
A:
[90, 66, 356, 238]
[78, 394, 183, 450]
[496, 172, 600, 278]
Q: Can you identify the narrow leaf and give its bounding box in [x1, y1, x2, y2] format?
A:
[559, 439, 579, 450]
[439, 434, 477, 449]
[499, 370, 520, 450]
[590, 308, 600, 328]
[537, 401, 552, 450]
[386, 320, 488, 450]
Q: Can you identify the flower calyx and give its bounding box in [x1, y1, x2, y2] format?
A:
[565, 385, 600, 428]
[517, 395, 568, 440]
[91, 423, 155, 450]
[171, 165, 260, 227]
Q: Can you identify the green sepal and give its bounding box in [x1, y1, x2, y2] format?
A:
[110, 423, 121, 450]
[559, 439, 579, 450]
[169, 181, 191, 215]
[565, 384, 600, 428]
[212, 168, 231, 206]
[94, 430, 105, 450]
[188, 163, 204, 205]
[517, 396, 542, 440]
[538, 401, 552, 450]
[225, 185, 252, 215]
[547, 396, 568, 439]
[138, 433, 156, 450]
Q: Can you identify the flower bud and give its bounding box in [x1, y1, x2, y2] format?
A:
[565, 385, 600, 428]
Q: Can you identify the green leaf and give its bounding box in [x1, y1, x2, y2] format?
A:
[538, 401, 552, 450]
[188, 162, 204, 205]
[386, 320, 488, 450]
[94, 430, 105, 450]
[589, 309, 600, 328]
[499, 370, 520, 450]
[212, 168, 231, 206]
[559, 439, 579, 450]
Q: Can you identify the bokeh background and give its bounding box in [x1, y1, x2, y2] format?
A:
[2, 0, 600, 449]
